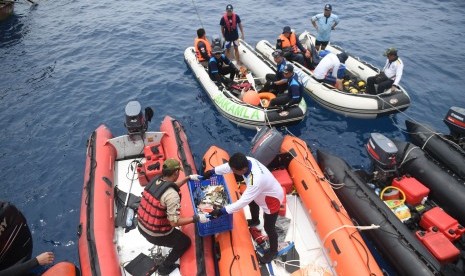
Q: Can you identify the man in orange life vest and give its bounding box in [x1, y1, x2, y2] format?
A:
[276, 26, 311, 67]
[220, 4, 244, 61]
[137, 159, 207, 275]
[194, 28, 211, 67]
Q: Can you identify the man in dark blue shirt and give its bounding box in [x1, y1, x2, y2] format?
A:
[269, 63, 303, 108]
[220, 4, 244, 61]
[208, 46, 239, 88]
[260, 49, 289, 94]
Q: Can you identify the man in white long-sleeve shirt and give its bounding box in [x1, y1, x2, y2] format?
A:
[366, 47, 404, 95]
[206, 152, 284, 264]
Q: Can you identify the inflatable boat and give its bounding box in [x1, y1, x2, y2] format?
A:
[317, 133, 465, 275]
[255, 31, 411, 119]
[244, 128, 383, 275]
[78, 101, 215, 276]
[184, 39, 307, 129]
[406, 107, 465, 179]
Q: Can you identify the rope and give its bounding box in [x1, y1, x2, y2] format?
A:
[322, 224, 380, 245]
[190, 0, 204, 29]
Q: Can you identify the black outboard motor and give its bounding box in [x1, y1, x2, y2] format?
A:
[249, 127, 284, 166]
[124, 101, 153, 139]
[211, 34, 224, 49]
[443, 106, 465, 148]
[0, 201, 33, 270]
[366, 133, 398, 182]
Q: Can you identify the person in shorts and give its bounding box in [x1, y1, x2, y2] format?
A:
[220, 4, 244, 61]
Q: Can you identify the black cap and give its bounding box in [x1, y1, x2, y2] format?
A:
[282, 26, 291, 34]
[212, 46, 223, 54]
[226, 4, 233, 11]
[337, 52, 348, 63]
[272, 49, 283, 58]
[383, 47, 398, 56]
[283, 63, 294, 73]
[324, 4, 332, 10]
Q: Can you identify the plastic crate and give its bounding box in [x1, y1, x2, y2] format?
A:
[188, 175, 233, 236]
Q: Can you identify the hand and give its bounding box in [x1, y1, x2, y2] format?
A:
[189, 174, 203, 181]
[36, 252, 54, 266]
[391, 85, 398, 92]
[193, 213, 210, 223]
[209, 207, 227, 218]
[203, 169, 215, 179]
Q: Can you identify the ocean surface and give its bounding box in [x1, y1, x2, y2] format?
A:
[1, 0, 465, 271]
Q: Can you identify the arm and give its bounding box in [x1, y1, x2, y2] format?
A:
[331, 15, 340, 30]
[209, 59, 222, 82]
[393, 60, 404, 87]
[225, 183, 260, 214]
[311, 15, 318, 31]
[238, 22, 244, 40]
[295, 36, 309, 56]
[0, 252, 53, 276]
[287, 83, 302, 106]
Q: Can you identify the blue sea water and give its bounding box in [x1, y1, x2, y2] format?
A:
[1, 0, 465, 270]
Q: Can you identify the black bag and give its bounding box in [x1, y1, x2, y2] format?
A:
[375, 72, 389, 84]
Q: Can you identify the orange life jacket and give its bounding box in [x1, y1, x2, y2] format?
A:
[279, 33, 300, 53]
[137, 178, 181, 235]
[223, 13, 237, 32]
[194, 37, 212, 62]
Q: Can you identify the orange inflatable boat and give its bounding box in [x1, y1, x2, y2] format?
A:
[78, 101, 215, 276]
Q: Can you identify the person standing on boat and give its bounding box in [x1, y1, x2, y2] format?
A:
[260, 49, 289, 95]
[220, 4, 244, 61]
[276, 26, 310, 66]
[268, 63, 304, 109]
[311, 4, 340, 51]
[194, 28, 212, 67]
[208, 46, 240, 88]
[366, 47, 404, 95]
[205, 153, 284, 264]
[313, 51, 348, 90]
[137, 159, 207, 276]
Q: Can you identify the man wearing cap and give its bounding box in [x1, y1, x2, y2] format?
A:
[311, 4, 340, 51]
[194, 28, 212, 67]
[220, 4, 244, 61]
[208, 46, 239, 88]
[276, 26, 310, 66]
[366, 47, 404, 95]
[313, 51, 348, 90]
[260, 49, 289, 94]
[205, 152, 284, 264]
[269, 63, 304, 109]
[137, 158, 206, 275]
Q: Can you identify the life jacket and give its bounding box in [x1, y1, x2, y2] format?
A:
[279, 33, 300, 53]
[194, 37, 212, 62]
[223, 13, 237, 32]
[137, 177, 181, 235]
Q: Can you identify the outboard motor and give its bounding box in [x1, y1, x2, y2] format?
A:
[366, 133, 398, 182]
[124, 101, 153, 139]
[249, 127, 284, 166]
[443, 106, 465, 148]
[0, 201, 33, 270]
[211, 34, 224, 49]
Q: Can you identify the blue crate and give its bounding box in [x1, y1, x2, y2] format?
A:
[188, 175, 233, 236]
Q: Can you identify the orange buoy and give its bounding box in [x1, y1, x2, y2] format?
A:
[42, 262, 79, 276]
[258, 92, 276, 108]
[243, 90, 260, 106]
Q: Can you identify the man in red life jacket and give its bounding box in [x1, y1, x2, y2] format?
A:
[276, 26, 311, 67]
[137, 159, 207, 275]
[220, 4, 244, 61]
[194, 28, 211, 67]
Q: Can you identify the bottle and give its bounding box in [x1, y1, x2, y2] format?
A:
[125, 208, 134, 227]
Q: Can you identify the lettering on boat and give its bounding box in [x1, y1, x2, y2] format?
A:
[213, 93, 261, 121]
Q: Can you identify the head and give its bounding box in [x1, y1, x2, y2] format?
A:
[282, 26, 292, 38]
[162, 158, 181, 177]
[337, 52, 348, 64]
[226, 4, 233, 14]
[197, 28, 206, 38]
[283, 63, 294, 77]
[272, 49, 284, 62]
[383, 47, 398, 60]
[324, 4, 332, 16]
[212, 46, 223, 57]
[229, 152, 249, 175]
